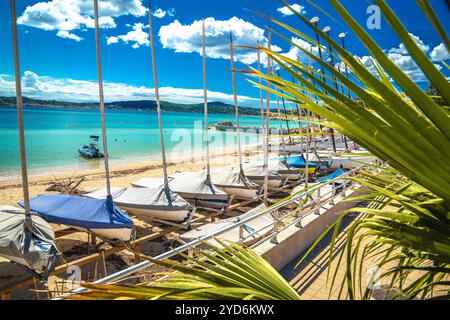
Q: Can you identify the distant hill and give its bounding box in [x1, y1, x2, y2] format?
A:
[0, 96, 269, 116]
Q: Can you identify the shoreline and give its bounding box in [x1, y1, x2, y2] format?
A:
[0, 139, 264, 183]
[0, 140, 267, 206]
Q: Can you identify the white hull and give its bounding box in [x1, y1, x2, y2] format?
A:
[218, 186, 259, 199]
[282, 144, 304, 153]
[183, 197, 228, 210]
[74, 226, 132, 242]
[330, 157, 376, 169]
[247, 177, 283, 189]
[120, 205, 190, 222]
[278, 173, 301, 181]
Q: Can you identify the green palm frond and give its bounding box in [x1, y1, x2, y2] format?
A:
[247, 0, 450, 203]
[69, 241, 301, 300]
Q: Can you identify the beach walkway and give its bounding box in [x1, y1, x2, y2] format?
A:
[282, 208, 442, 300]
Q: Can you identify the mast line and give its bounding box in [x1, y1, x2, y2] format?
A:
[93, 0, 111, 196]
[229, 33, 244, 173]
[148, 2, 170, 188]
[202, 19, 211, 178]
[10, 0, 31, 226]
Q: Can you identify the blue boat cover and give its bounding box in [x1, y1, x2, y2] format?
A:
[18, 195, 133, 229]
[316, 167, 346, 183]
[275, 155, 318, 169]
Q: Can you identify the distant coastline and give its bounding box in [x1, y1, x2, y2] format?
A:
[0, 96, 270, 116]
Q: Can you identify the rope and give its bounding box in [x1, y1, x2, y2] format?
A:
[202, 19, 211, 179]
[263, 30, 271, 205]
[93, 0, 111, 196]
[148, 2, 170, 190]
[229, 33, 244, 173]
[10, 0, 31, 230]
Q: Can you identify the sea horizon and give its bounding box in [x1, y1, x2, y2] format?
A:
[0, 105, 300, 180]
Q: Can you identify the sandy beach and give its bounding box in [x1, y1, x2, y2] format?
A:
[0, 142, 270, 299]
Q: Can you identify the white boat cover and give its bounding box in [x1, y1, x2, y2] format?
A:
[181, 204, 273, 244]
[210, 166, 259, 190]
[246, 159, 302, 179]
[303, 153, 321, 163]
[242, 163, 282, 181]
[84, 186, 190, 212]
[0, 206, 59, 277]
[133, 171, 228, 201]
[268, 159, 302, 175]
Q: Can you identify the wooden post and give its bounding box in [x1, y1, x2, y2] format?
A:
[33, 277, 40, 300]
[134, 244, 141, 264]
[1, 293, 11, 300]
[91, 234, 97, 247]
[101, 250, 107, 277]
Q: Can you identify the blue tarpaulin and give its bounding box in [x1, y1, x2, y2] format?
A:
[18, 195, 133, 229]
[316, 167, 346, 183]
[275, 155, 318, 169]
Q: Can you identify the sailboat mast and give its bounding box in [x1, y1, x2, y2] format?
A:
[275, 88, 287, 158]
[229, 33, 243, 173]
[202, 19, 211, 178]
[263, 30, 272, 205]
[276, 70, 292, 144]
[148, 2, 169, 187]
[305, 52, 315, 187]
[257, 42, 266, 158]
[93, 0, 111, 196]
[10, 0, 31, 223]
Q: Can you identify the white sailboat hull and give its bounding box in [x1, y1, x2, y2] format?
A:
[119, 205, 190, 222]
[74, 227, 132, 242]
[282, 144, 304, 153]
[330, 157, 376, 169]
[246, 176, 283, 189]
[217, 186, 259, 199]
[189, 198, 228, 210]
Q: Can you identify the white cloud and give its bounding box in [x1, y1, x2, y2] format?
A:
[345, 35, 445, 83]
[430, 43, 449, 62]
[106, 36, 119, 45]
[158, 17, 281, 65]
[283, 37, 321, 63]
[106, 23, 149, 48]
[388, 33, 430, 54]
[356, 52, 442, 83]
[277, 3, 306, 16]
[152, 7, 175, 19]
[18, 0, 147, 41]
[56, 30, 83, 41]
[0, 71, 260, 106]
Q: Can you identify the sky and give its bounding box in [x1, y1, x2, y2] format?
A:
[0, 0, 449, 108]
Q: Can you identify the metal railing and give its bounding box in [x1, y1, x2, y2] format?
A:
[62, 163, 371, 297]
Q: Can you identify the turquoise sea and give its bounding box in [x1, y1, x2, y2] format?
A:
[0, 106, 300, 179]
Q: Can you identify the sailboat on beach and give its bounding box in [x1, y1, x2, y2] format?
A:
[131, 19, 228, 211]
[86, 2, 191, 223]
[209, 32, 261, 199]
[0, 0, 59, 278]
[21, 0, 134, 242]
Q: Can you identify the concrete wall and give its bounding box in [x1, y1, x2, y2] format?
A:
[254, 190, 363, 271]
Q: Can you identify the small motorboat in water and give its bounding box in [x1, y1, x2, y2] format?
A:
[78, 135, 104, 159]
